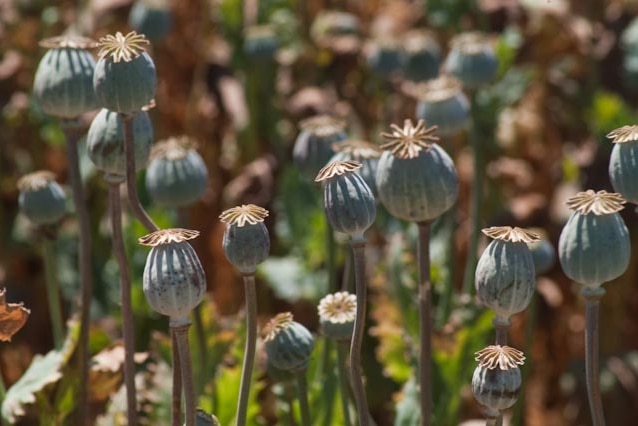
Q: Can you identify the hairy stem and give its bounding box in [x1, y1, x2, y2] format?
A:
[174, 324, 196, 426]
[108, 183, 138, 425]
[237, 275, 258, 426]
[417, 221, 433, 426]
[42, 237, 64, 348]
[349, 240, 371, 426]
[583, 288, 606, 426]
[296, 372, 311, 426]
[337, 342, 353, 426]
[172, 328, 183, 426]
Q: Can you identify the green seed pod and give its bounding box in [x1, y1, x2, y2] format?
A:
[529, 237, 556, 276]
[192, 409, 220, 426]
[415, 75, 470, 137]
[475, 227, 539, 321]
[33, 36, 99, 119]
[315, 161, 376, 242]
[607, 126, 638, 204]
[329, 139, 381, 197]
[17, 171, 67, 225]
[128, 0, 172, 43]
[558, 190, 630, 288]
[310, 10, 361, 54]
[145, 136, 208, 207]
[139, 229, 206, 327]
[293, 115, 348, 180]
[376, 119, 458, 222]
[87, 108, 153, 183]
[443, 32, 498, 89]
[263, 312, 315, 372]
[403, 30, 441, 83]
[243, 25, 279, 60]
[472, 345, 524, 416]
[364, 38, 406, 78]
[219, 204, 270, 275]
[93, 31, 156, 113]
[317, 292, 356, 342]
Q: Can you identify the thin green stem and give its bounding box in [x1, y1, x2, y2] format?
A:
[342, 248, 353, 293]
[349, 241, 371, 426]
[42, 237, 64, 348]
[174, 324, 196, 426]
[108, 183, 138, 425]
[582, 288, 606, 426]
[336, 342, 353, 426]
[512, 294, 538, 425]
[417, 221, 433, 426]
[327, 224, 337, 293]
[295, 372, 311, 426]
[62, 123, 92, 425]
[0, 370, 6, 400]
[436, 211, 456, 327]
[237, 275, 258, 426]
[172, 328, 183, 426]
[493, 318, 510, 347]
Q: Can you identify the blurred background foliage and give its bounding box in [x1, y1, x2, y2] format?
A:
[3, 0, 638, 425]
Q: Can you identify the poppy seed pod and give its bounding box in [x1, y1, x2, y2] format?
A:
[364, 38, 406, 78]
[128, 0, 172, 43]
[472, 345, 524, 415]
[318, 292, 356, 342]
[87, 108, 153, 183]
[376, 119, 458, 222]
[607, 126, 638, 204]
[329, 139, 381, 196]
[243, 25, 279, 60]
[263, 312, 315, 372]
[443, 32, 498, 89]
[293, 115, 348, 180]
[145, 136, 208, 207]
[475, 227, 539, 321]
[403, 30, 441, 83]
[415, 75, 470, 137]
[529, 238, 556, 276]
[558, 190, 631, 288]
[220, 204, 270, 275]
[17, 171, 67, 225]
[33, 36, 99, 119]
[139, 229, 206, 327]
[310, 10, 361, 54]
[316, 161, 376, 242]
[93, 31, 156, 113]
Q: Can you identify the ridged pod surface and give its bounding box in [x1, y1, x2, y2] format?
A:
[220, 205, 270, 274]
[17, 171, 67, 225]
[443, 32, 498, 89]
[607, 126, 638, 204]
[140, 229, 206, 327]
[293, 115, 347, 180]
[33, 36, 98, 119]
[329, 139, 381, 196]
[472, 346, 524, 414]
[87, 108, 153, 183]
[559, 190, 630, 287]
[415, 75, 469, 137]
[263, 312, 315, 372]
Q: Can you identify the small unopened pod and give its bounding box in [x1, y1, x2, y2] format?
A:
[415, 75, 470, 137]
[128, 0, 173, 43]
[293, 115, 348, 180]
[93, 31, 156, 113]
[219, 204, 270, 275]
[403, 30, 441, 83]
[329, 139, 381, 197]
[87, 108, 153, 183]
[263, 312, 315, 372]
[145, 136, 208, 207]
[558, 190, 631, 288]
[607, 125, 638, 205]
[315, 161, 376, 242]
[528, 236, 556, 276]
[139, 228, 206, 327]
[364, 37, 406, 78]
[475, 227, 539, 321]
[376, 119, 458, 222]
[18, 171, 67, 225]
[33, 36, 98, 119]
[318, 291, 356, 342]
[443, 32, 498, 89]
[472, 345, 525, 416]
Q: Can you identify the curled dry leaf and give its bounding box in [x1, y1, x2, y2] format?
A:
[0, 288, 30, 342]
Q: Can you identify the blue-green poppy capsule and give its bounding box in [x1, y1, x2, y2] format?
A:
[128, 0, 172, 43]
[403, 30, 441, 82]
[243, 25, 279, 60]
[293, 115, 348, 180]
[364, 38, 406, 78]
[443, 32, 498, 89]
[17, 171, 67, 226]
[607, 126, 638, 205]
[317, 291, 356, 342]
[263, 312, 315, 373]
[329, 139, 381, 197]
[472, 345, 524, 417]
[310, 10, 361, 54]
[529, 238, 556, 276]
[415, 75, 470, 137]
[220, 204, 270, 275]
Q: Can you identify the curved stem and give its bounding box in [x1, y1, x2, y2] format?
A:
[63, 124, 92, 425]
[295, 372, 311, 426]
[349, 241, 371, 426]
[417, 221, 433, 426]
[336, 342, 353, 426]
[342, 248, 353, 293]
[108, 183, 138, 425]
[120, 113, 159, 233]
[174, 324, 196, 426]
[42, 237, 64, 348]
[582, 288, 606, 426]
[237, 275, 258, 426]
[172, 328, 183, 426]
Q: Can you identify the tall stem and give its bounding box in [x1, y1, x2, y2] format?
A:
[63, 123, 92, 425]
[349, 240, 371, 426]
[120, 113, 159, 233]
[237, 275, 258, 426]
[108, 183, 138, 425]
[174, 324, 196, 426]
[42, 237, 64, 348]
[326, 224, 337, 293]
[295, 372, 311, 426]
[582, 287, 606, 426]
[337, 342, 353, 426]
[417, 221, 433, 426]
[172, 328, 183, 426]
[493, 317, 510, 347]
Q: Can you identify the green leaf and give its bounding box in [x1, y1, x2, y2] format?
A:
[260, 257, 328, 302]
[394, 378, 420, 426]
